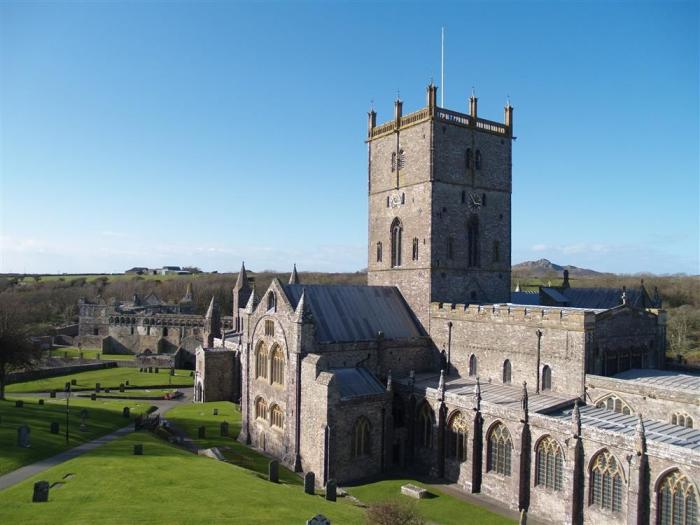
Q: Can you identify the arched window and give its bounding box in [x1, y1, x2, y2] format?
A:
[267, 291, 276, 312]
[390, 218, 403, 268]
[469, 354, 477, 377]
[475, 149, 482, 169]
[467, 214, 480, 267]
[352, 417, 371, 458]
[270, 404, 284, 429]
[590, 449, 624, 512]
[255, 397, 268, 420]
[671, 413, 694, 429]
[270, 345, 284, 386]
[412, 238, 419, 261]
[376, 241, 383, 263]
[466, 148, 472, 169]
[418, 403, 434, 449]
[657, 470, 698, 525]
[503, 360, 512, 384]
[542, 365, 552, 391]
[391, 152, 397, 172]
[447, 411, 468, 462]
[255, 342, 268, 380]
[595, 395, 633, 415]
[487, 422, 512, 476]
[492, 240, 500, 263]
[535, 436, 564, 491]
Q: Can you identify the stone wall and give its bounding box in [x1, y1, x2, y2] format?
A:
[6, 362, 116, 384]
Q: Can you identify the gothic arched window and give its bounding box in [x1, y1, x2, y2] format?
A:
[412, 238, 419, 261]
[376, 241, 383, 263]
[595, 395, 633, 415]
[671, 413, 694, 429]
[469, 354, 477, 377]
[590, 449, 624, 512]
[475, 149, 482, 169]
[542, 365, 552, 391]
[447, 411, 468, 462]
[418, 403, 434, 449]
[270, 345, 284, 386]
[255, 396, 268, 420]
[255, 342, 268, 380]
[657, 470, 698, 525]
[390, 218, 403, 268]
[503, 359, 512, 384]
[487, 422, 512, 476]
[270, 404, 284, 429]
[535, 436, 564, 491]
[352, 417, 371, 458]
[467, 214, 480, 267]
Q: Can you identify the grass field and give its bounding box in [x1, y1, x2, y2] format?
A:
[7, 367, 193, 393]
[0, 432, 364, 525]
[47, 347, 136, 361]
[75, 389, 178, 400]
[0, 396, 152, 476]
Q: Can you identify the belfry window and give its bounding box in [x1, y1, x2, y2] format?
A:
[390, 218, 403, 268]
[467, 214, 480, 267]
[391, 152, 397, 172]
[469, 354, 477, 377]
[503, 359, 512, 384]
[376, 241, 383, 263]
[412, 238, 419, 261]
[541, 365, 552, 391]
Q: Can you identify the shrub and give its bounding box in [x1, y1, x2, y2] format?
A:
[365, 501, 425, 525]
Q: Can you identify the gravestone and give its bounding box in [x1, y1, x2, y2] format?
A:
[213, 408, 219, 416]
[325, 479, 337, 502]
[32, 481, 49, 503]
[306, 515, 330, 525]
[189, 371, 194, 377]
[50, 390, 56, 399]
[133, 444, 143, 455]
[71, 379, 77, 386]
[400, 484, 428, 499]
[119, 384, 125, 393]
[198, 426, 206, 438]
[155, 367, 159, 373]
[170, 369, 175, 376]
[90, 393, 96, 401]
[95, 383, 101, 392]
[122, 407, 130, 418]
[17, 425, 30, 447]
[139, 367, 143, 373]
[50, 422, 59, 434]
[134, 416, 143, 430]
[268, 460, 279, 483]
[304, 472, 315, 495]
[148, 367, 153, 373]
[125, 380, 130, 386]
[220, 422, 229, 436]
[15, 400, 23, 408]
[79, 352, 84, 360]
[104, 388, 111, 393]
[38, 399, 44, 406]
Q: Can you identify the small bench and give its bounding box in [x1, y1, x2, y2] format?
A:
[401, 483, 428, 499]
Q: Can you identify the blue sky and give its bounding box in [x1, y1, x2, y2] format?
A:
[1, 1, 697, 275]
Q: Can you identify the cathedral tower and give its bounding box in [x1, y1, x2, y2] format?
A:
[367, 84, 513, 329]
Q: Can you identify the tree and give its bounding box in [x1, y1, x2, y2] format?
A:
[0, 310, 40, 400]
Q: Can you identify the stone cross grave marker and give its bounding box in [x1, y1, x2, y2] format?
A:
[306, 515, 330, 525]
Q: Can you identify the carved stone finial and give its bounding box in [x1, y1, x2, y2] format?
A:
[473, 377, 482, 411]
[437, 369, 445, 401]
[514, 281, 521, 292]
[621, 286, 628, 305]
[572, 399, 581, 437]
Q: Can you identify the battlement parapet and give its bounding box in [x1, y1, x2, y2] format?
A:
[430, 301, 596, 329]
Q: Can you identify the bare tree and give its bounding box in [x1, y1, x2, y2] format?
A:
[0, 309, 40, 400]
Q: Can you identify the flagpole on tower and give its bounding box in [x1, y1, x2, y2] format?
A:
[441, 27, 445, 107]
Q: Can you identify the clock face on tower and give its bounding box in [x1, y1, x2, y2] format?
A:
[468, 192, 482, 212]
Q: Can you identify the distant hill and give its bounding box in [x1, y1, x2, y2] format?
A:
[512, 258, 607, 278]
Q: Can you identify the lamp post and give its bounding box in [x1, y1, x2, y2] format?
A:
[64, 381, 71, 444]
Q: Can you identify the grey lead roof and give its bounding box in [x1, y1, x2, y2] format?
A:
[331, 367, 385, 399]
[511, 287, 654, 310]
[282, 284, 424, 343]
[552, 404, 700, 452]
[613, 369, 700, 394]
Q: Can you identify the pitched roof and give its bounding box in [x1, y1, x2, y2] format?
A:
[512, 286, 656, 310]
[281, 284, 424, 343]
[331, 367, 385, 399]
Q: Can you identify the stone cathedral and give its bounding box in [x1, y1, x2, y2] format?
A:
[196, 85, 699, 525]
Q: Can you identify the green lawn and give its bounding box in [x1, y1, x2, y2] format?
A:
[75, 389, 178, 400]
[348, 479, 514, 525]
[48, 347, 136, 361]
[7, 367, 193, 393]
[165, 402, 301, 485]
[0, 396, 152, 476]
[0, 432, 365, 525]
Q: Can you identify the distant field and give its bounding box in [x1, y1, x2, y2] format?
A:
[7, 368, 193, 393]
